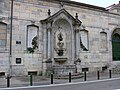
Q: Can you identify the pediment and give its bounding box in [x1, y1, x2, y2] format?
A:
[41, 9, 81, 25]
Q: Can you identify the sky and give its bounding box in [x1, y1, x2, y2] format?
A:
[71, 0, 120, 8]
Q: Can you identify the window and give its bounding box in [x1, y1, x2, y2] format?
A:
[0, 22, 7, 47]
[16, 41, 21, 44]
[80, 30, 89, 51]
[0, 72, 5, 76]
[28, 71, 37, 75]
[82, 68, 89, 72]
[100, 32, 107, 50]
[16, 58, 21, 64]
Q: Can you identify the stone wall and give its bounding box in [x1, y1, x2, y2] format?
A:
[0, 0, 119, 75]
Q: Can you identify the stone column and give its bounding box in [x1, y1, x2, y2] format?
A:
[75, 29, 80, 58]
[47, 29, 51, 58]
[43, 24, 47, 59]
[75, 29, 81, 73]
[46, 22, 53, 76]
[47, 22, 52, 59]
[41, 23, 47, 75]
[74, 25, 80, 59]
[71, 29, 75, 63]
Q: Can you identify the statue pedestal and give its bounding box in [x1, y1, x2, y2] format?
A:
[54, 58, 67, 63]
[53, 65, 76, 75]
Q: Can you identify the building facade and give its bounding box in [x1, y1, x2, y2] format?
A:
[0, 0, 120, 76]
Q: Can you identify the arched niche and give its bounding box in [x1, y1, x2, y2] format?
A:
[52, 19, 72, 62]
[26, 25, 39, 51]
[100, 32, 108, 51]
[0, 22, 7, 47]
[80, 29, 89, 51]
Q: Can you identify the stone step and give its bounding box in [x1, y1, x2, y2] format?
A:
[53, 73, 83, 79]
[111, 69, 120, 74]
[111, 64, 120, 74]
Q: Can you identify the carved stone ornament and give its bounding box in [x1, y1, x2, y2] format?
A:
[56, 32, 64, 56]
[57, 32, 63, 41]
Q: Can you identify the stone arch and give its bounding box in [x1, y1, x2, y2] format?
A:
[52, 18, 73, 63]
[111, 26, 120, 39]
[112, 28, 120, 61]
[53, 18, 73, 31]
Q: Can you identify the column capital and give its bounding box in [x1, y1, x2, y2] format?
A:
[74, 23, 80, 32]
[74, 26, 80, 32]
[46, 20, 53, 30]
[80, 25, 86, 30]
[75, 29, 80, 32]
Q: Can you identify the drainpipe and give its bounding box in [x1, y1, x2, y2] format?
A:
[8, 0, 13, 76]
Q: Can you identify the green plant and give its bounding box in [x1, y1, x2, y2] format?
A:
[27, 47, 34, 53]
[80, 40, 88, 51]
[32, 36, 38, 49]
[27, 36, 38, 53]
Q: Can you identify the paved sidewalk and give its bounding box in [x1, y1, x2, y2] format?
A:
[0, 71, 120, 88]
[0, 76, 49, 88]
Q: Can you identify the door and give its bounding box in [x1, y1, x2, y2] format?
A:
[112, 33, 120, 61]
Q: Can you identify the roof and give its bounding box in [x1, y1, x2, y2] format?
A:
[114, 1, 120, 7]
[107, 1, 120, 9]
[40, 0, 108, 11]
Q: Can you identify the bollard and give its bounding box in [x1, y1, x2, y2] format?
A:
[29, 74, 33, 86]
[51, 73, 53, 84]
[84, 72, 87, 81]
[69, 72, 71, 83]
[7, 76, 10, 87]
[109, 70, 112, 78]
[97, 71, 100, 80]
